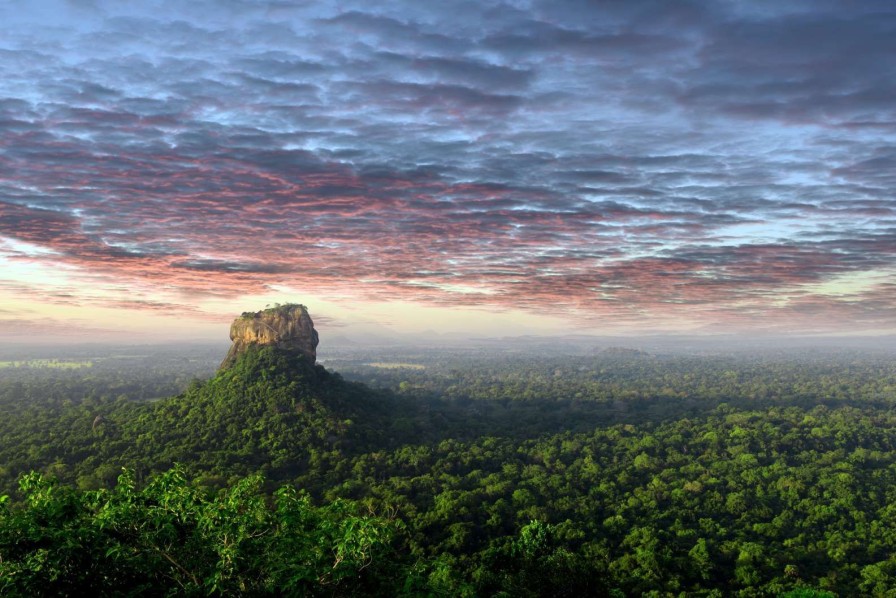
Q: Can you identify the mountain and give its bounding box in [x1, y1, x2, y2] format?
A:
[0, 307, 421, 594]
[123, 341, 406, 488]
[220, 303, 319, 369]
[0, 305, 451, 494]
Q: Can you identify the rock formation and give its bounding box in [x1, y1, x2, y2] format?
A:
[220, 304, 319, 370]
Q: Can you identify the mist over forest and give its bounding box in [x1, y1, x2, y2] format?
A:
[4, 332, 896, 595]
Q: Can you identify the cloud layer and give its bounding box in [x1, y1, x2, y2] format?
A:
[1, 0, 894, 335]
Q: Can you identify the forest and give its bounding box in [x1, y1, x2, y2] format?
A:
[2, 341, 896, 596]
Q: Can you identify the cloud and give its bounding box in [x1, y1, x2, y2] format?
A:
[0, 1, 894, 334]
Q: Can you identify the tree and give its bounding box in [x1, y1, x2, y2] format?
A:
[0, 466, 406, 596]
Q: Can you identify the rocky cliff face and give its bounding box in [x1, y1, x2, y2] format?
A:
[220, 304, 319, 369]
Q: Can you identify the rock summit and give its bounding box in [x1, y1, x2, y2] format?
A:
[220, 304, 319, 369]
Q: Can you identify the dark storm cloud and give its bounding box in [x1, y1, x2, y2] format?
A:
[0, 0, 895, 332]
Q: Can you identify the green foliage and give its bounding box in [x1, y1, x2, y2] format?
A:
[779, 589, 837, 598]
[242, 303, 307, 319]
[0, 466, 403, 596]
[4, 347, 896, 594]
[475, 520, 611, 597]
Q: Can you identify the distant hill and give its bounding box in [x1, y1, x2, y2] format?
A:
[599, 346, 651, 357]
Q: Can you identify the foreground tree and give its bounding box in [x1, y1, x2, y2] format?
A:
[0, 466, 403, 596]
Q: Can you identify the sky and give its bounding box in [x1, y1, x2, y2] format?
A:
[0, 0, 895, 344]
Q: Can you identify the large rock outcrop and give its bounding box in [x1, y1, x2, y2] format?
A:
[220, 304, 319, 370]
